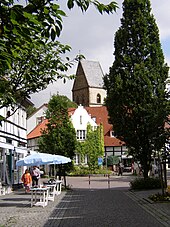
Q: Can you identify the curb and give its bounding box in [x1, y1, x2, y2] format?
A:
[125, 191, 170, 227]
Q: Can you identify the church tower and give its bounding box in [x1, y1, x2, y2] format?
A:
[72, 60, 106, 107]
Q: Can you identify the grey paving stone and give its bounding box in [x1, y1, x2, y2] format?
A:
[0, 176, 170, 227]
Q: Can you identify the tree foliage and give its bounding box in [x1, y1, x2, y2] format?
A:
[1, 41, 74, 110]
[38, 95, 77, 159]
[106, 155, 119, 166]
[67, 0, 118, 14]
[0, 0, 118, 113]
[83, 124, 104, 170]
[104, 0, 170, 178]
[47, 94, 77, 111]
[26, 105, 37, 118]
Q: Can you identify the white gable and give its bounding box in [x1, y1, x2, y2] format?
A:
[71, 105, 97, 130]
[27, 104, 47, 134]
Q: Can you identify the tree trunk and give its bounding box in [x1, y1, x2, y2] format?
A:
[142, 161, 149, 179]
[159, 162, 165, 196]
[143, 168, 148, 179]
[163, 161, 167, 188]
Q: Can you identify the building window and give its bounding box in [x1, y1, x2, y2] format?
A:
[36, 117, 44, 125]
[18, 111, 20, 125]
[6, 110, 11, 118]
[6, 138, 12, 144]
[110, 131, 115, 137]
[92, 117, 96, 122]
[77, 130, 86, 140]
[74, 153, 81, 165]
[80, 115, 82, 124]
[97, 94, 101, 103]
[18, 142, 25, 147]
[22, 114, 24, 128]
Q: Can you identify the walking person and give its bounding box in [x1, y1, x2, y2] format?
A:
[31, 166, 40, 186]
[21, 169, 32, 193]
[118, 162, 124, 176]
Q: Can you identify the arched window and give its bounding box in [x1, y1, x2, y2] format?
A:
[97, 93, 101, 103]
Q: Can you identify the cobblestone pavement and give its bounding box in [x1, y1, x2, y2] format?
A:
[45, 189, 165, 227]
[0, 175, 170, 227]
[0, 189, 66, 227]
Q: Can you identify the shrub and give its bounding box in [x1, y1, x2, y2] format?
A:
[130, 177, 162, 190]
[149, 192, 170, 202]
[69, 165, 112, 176]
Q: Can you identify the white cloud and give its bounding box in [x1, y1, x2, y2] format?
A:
[151, 0, 170, 40]
[30, 79, 74, 107]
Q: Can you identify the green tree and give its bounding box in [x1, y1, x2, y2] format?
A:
[0, 0, 118, 115]
[84, 124, 104, 170]
[74, 141, 86, 163]
[26, 106, 37, 118]
[47, 94, 77, 109]
[38, 94, 77, 159]
[106, 155, 119, 166]
[104, 0, 169, 179]
[1, 41, 74, 110]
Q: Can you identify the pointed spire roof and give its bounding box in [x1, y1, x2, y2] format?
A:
[79, 60, 104, 88]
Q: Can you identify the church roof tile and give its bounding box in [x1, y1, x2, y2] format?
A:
[80, 60, 104, 88]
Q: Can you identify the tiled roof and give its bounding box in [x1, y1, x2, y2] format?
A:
[27, 103, 48, 119]
[68, 107, 76, 116]
[27, 106, 124, 147]
[80, 60, 104, 88]
[85, 106, 124, 147]
[27, 119, 48, 139]
[27, 109, 76, 140]
[85, 106, 109, 134]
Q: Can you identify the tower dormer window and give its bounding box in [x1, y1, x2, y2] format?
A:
[110, 131, 115, 137]
[97, 94, 101, 103]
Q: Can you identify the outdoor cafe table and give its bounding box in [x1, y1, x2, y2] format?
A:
[30, 187, 49, 208]
[55, 180, 62, 195]
[43, 180, 62, 196]
[45, 184, 56, 202]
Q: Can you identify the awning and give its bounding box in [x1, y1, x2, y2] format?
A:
[15, 147, 28, 154]
[15, 148, 37, 155]
[0, 142, 14, 150]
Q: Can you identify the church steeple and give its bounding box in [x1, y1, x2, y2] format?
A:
[72, 60, 106, 107]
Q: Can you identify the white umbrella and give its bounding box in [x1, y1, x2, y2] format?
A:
[16, 153, 54, 166]
[16, 153, 71, 166]
[52, 154, 71, 164]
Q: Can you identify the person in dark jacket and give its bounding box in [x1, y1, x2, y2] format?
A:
[31, 166, 40, 186]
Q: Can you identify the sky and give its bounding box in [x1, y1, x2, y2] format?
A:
[30, 0, 170, 107]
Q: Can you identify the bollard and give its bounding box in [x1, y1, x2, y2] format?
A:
[108, 174, 110, 189]
[89, 174, 91, 189]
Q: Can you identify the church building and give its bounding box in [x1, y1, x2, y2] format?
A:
[72, 60, 106, 107]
